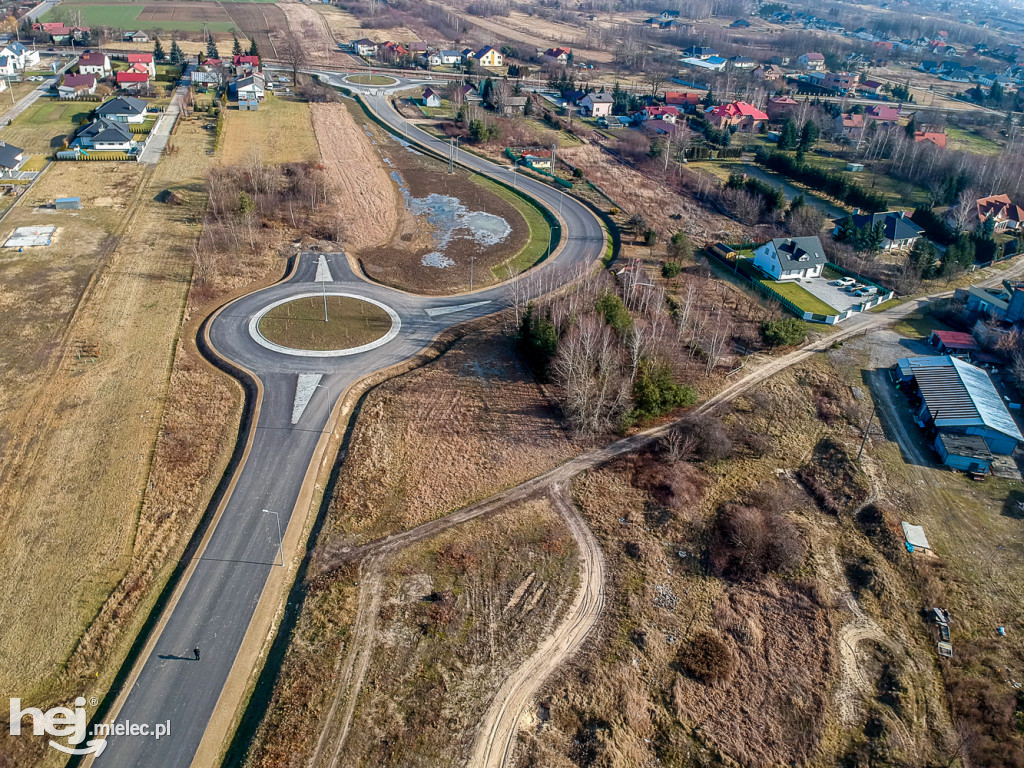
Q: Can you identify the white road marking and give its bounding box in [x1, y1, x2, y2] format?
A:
[292, 373, 323, 424]
[315, 254, 333, 283]
[424, 300, 492, 317]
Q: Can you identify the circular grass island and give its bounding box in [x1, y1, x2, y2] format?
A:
[257, 295, 393, 352]
[345, 74, 397, 86]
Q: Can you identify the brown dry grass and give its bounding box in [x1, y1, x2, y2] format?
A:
[309, 101, 399, 251]
[324, 328, 583, 546]
[219, 93, 319, 166]
[315, 4, 423, 48]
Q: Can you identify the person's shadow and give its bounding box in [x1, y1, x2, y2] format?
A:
[157, 653, 196, 660]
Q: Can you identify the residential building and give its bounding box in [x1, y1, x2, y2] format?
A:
[458, 83, 481, 103]
[681, 46, 719, 59]
[753, 63, 782, 81]
[232, 54, 259, 74]
[58, 73, 96, 99]
[835, 112, 865, 141]
[833, 210, 924, 250]
[864, 104, 900, 125]
[126, 53, 155, 77]
[476, 46, 503, 68]
[544, 46, 571, 62]
[973, 193, 1024, 231]
[0, 140, 24, 176]
[957, 280, 1024, 322]
[913, 130, 947, 148]
[798, 51, 826, 70]
[77, 51, 111, 77]
[823, 71, 859, 92]
[728, 56, 757, 69]
[73, 118, 136, 151]
[235, 73, 266, 101]
[191, 69, 222, 87]
[706, 100, 768, 131]
[664, 91, 700, 110]
[0, 57, 16, 77]
[353, 38, 377, 57]
[579, 91, 613, 117]
[679, 56, 726, 71]
[497, 95, 527, 114]
[439, 50, 461, 65]
[95, 96, 148, 123]
[421, 87, 441, 108]
[753, 236, 827, 280]
[116, 71, 149, 91]
[635, 105, 679, 123]
[893, 355, 1023, 458]
[766, 95, 798, 120]
[858, 78, 884, 95]
[126, 30, 149, 43]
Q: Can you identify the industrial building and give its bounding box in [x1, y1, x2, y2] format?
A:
[894, 355, 1023, 474]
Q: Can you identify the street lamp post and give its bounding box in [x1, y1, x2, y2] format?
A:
[263, 509, 284, 567]
[315, 382, 333, 434]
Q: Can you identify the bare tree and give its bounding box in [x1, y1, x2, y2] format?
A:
[949, 187, 978, 233]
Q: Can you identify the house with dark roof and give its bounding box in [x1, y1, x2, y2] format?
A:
[476, 46, 503, 67]
[352, 38, 377, 57]
[0, 140, 24, 176]
[681, 45, 719, 59]
[729, 18, 751, 28]
[753, 236, 828, 280]
[78, 51, 111, 77]
[95, 96, 148, 123]
[72, 118, 136, 152]
[579, 91, 613, 117]
[421, 87, 441, 107]
[833, 210, 924, 251]
[58, 73, 96, 99]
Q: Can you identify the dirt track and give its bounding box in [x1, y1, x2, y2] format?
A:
[309, 102, 399, 251]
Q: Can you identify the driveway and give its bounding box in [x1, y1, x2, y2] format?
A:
[798, 273, 879, 313]
[139, 84, 186, 164]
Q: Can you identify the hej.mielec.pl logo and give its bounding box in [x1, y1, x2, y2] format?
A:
[10, 696, 171, 756]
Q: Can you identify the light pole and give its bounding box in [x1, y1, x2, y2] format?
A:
[315, 382, 333, 434]
[263, 509, 284, 567]
[470, 255, 475, 291]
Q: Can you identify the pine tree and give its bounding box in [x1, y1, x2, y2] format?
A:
[779, 118, 799, 150]
[798, 119, 819, 152]
[247, 39, 259, 57]
[169, 38, 184, 66]
[206, 34, 219, 61]
[153, 37, 165, 63]
[232, 35, 242, 57]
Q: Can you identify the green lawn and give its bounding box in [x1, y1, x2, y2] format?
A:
[807, 153, 931, 208]
[1, 100, 92, 154]
[946, 127, 1002, 155]
[735, 257, 838, 314]
[42, 6, 238, 32]
[473, 174, 557, 279]
[347, 74, 396, 85]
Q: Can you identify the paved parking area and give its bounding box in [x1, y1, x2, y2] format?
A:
[795, 274, 876, 312]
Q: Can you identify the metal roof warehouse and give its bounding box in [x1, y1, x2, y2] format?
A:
[895, 355, 1024, 457]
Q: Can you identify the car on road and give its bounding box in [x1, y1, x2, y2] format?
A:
[832, 277, 856, 287]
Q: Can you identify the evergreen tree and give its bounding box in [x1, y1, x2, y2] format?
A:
[247, 38, 259, 57]
[798, 119, 819, 152]
[702, 86, 715, 107]
[169, 38, 184, 66]
[908, 238, 938, 279]
[207, 34, 219, 60]
[834, 216, 856, 242]
[904, 114, 917, 138]
[153, 36, 165, 63]
[779, 118, 799, 150]
[232, 35, 242, 57]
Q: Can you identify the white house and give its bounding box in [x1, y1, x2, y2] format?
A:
[0, 57, 16, 77]
[353, 38, 377, 57]
[235, 73, 266, 101]
[425, 52, 442, 67]
[0, 140, 24, 177]
[797, 51, 826, 70]
[1, 42, 39, 69]
[58, 73, 97, 99]
[421, 87, 441, 107]
[72, 118, 136, 151]
[77, 51, 111, 77]
[126, 30, 149, 43]
[94, 96, 148, 124]
[440, 49, 462, 65]
[753, 236, 828, 280]
[580, 91, 613, 117]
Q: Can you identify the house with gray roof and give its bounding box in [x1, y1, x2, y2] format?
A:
[95, 96, 148, 124]
[72, 118, 136, 151]
[832, 210, 924, 251]
[0, 140, 24, 176]
[753, 236, 827, 281]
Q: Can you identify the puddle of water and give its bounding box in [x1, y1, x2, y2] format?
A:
[389, 171, 511, 269]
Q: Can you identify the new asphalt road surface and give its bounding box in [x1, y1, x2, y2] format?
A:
[94, 77, 605, 767]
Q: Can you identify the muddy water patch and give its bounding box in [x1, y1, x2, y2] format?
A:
[389, 170, 511, 269]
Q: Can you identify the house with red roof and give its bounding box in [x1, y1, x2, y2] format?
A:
[544, 47, 572, 62]
[232, 54, 259, 74]
[125, 53, 154, 77]
[116, 71, 149, 91]
[634, 104, 679, 124]
[913, 130, 947, 148]
[930, 331, 979, 357]
[974, 194, 1024, 231]
[707, 101, 768, 131]
[797, 51, 825, 70]
[835, 112, 865, 141]
[664, 91, 699, 110]
[766, 95, 798, 120]
[865, 104, 900, 125]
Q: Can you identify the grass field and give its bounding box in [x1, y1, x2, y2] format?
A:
[346, 74, 396, 85]
[0, 100, 91, 154]
[42, 3, 241, 32]
[259, 296, 392, 350]
[219, 93, 317, 165]
[945, 126, 1003, 155]
[760, 277, 838, 315]
[475, 175, 555, 280]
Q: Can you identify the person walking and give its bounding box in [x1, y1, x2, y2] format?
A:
[193, 646, 200, 661]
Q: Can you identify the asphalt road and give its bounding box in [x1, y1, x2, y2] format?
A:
[95, 76, 605, 768]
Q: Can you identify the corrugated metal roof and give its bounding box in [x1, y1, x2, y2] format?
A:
[900, 355, 1024, 442]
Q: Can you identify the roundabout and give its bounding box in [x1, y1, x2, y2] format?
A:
[249, 292, 401, 358]
[342, 73, 400, 86]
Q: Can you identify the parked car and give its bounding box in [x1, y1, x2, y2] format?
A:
[856, 286, 878, 296]
[846, 283, 866, 293]
[832, 277, 856, 286]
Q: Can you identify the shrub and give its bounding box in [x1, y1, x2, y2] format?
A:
[678, 630, 738, 684]
[761, 317, 807, 347]
[708, 503, 805, 580]
[662, 260, 682, 278]
[595, 290, 633, 334]
[519, 304, 558, 379]
[631, 360, 696, 420]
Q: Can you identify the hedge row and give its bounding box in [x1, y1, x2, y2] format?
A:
[754, 148, 888, 212]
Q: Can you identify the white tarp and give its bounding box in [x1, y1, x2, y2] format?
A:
[902, 521, 931, 551]
[4, 225, 56, 248]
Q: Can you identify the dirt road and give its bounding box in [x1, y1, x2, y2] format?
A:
[468, 483, 606, 768]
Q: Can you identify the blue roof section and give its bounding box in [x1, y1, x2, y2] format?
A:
[898, 355, 1024, 442]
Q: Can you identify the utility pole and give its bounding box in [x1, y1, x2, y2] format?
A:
[857, 404, 877, 461]
[263, 509, 284, 567]
[322, 279, 328, 322]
